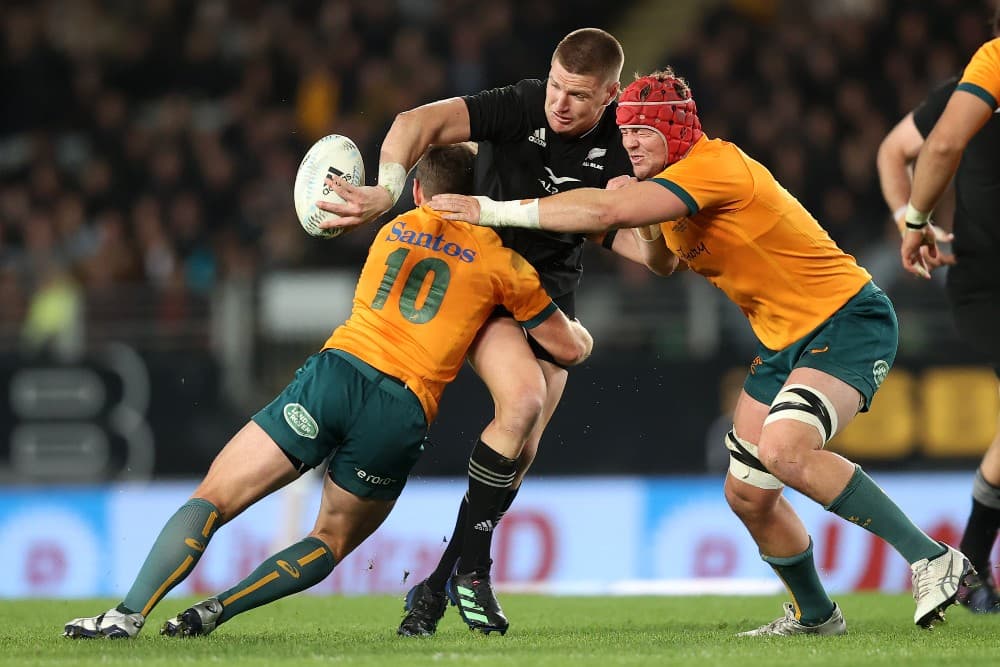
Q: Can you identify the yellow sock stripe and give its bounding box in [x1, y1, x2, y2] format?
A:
[221, 571, 280, 606]
[770, 568, 802, 620]
[296, 546, 328, 567]
[141, 555, 194, 617]
[201, 511, 219, 538]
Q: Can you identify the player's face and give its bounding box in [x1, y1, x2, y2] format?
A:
[544, 59, 618, 136]
[620, 127, 668, 179]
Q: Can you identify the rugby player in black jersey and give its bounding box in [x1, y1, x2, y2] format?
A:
[877, 15, 1000, 614]
[318, 28, 673, 636]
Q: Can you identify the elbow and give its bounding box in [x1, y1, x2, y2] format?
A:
[923, 135, 964, 161]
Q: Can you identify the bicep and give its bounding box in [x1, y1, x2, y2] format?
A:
[608, 181, 689, 228]
[928, 90, 995, 149]
[397, 98, 472, 147]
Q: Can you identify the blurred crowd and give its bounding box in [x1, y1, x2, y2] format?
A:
[0, 0, 994, 351]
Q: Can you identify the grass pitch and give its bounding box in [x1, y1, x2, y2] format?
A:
[4, 593, 999, 666]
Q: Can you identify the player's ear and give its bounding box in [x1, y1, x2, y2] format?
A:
[603, 81, 620, 107]
[412, 178, 424, 206]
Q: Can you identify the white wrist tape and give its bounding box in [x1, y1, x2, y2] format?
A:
[904, 202, 930, 230]
[892, 205, 907, 222]
[474, 196, 541, 229]
[378, 162, 407, 206]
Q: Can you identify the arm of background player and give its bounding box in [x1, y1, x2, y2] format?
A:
[317, 98, 472, 229]
[909, 90, 993, 214]
[876, 112, 924, 232]
[525, 310, 594, 367]
[876, 111, 953, 270]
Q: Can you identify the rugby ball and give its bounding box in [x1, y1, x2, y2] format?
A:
[293, 134, 365, 238]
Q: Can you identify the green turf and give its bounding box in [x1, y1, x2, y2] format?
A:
[3, 593, 999, 666]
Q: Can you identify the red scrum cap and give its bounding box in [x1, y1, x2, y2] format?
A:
[616, 71, 703, 165]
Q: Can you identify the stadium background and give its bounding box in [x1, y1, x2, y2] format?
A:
[1, 0, 997, 599]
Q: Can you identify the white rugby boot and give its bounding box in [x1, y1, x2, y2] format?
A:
[911, 542, 974, 628]
[737, 602, 846, 637]
[63, 607, 145, 639]
[161, 597, 223, 637]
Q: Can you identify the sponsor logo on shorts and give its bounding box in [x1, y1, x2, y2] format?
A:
[809, 345, 829, 354]
[749, 355, 763, 375]
[283, 403, 318, 439]
[355, 467, 397, 486]
[873, 360, 889, 388]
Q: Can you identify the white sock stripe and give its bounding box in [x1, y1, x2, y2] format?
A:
[468, 459, 516, 485]
[469, 470, 514, 488]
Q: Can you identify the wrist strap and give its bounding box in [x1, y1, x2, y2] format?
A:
[377, 162, 407, 206]
[904, 203, 930, 230]
[474, 196, 541, 229]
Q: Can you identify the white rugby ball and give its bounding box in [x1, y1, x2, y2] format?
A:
[293, 134, 365, 238]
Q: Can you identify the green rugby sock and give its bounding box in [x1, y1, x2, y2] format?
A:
[121, 498, 221, 616]
[826, 465, 945, 564]
[763, 538, 834, 626]
[217, 537, 335, 624]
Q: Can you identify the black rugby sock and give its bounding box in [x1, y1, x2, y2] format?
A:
[458, 440, 516, 575]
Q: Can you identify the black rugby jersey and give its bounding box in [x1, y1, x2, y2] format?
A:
[913, 76, 1000, 288]
[463, 78, 633, 298]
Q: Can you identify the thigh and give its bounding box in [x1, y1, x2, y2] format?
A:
[744, 283, 897, 413]
[252, 351, 353, 469]
[327, 356, 428, 501]
[194, 420, 302, 521]
[468, 316, 547, 405]
[312, 470, 396, 561]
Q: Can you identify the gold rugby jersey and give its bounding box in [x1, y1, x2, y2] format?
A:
[325, 205, 556, 421]
[651, 135, 871, 350]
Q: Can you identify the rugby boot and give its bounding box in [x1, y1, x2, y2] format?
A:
[911, 543, 974, 628]
[63, 607, 145, 639]
[446, 571, 509, 635]
[736, 602, 846, 637]
[397, 579, 448, 636]
[956, 571, 1000, 614]
[161, 597, 223, 637]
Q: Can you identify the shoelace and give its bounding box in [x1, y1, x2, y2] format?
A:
[911, 565, 931, 603]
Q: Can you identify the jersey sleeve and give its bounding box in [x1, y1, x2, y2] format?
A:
[912, 77, 958, 137]
[958, 38, 1000, 110]
[650, 145, 748, 216]
[463, 79, 541, 144]
[491, 248, 558, 328]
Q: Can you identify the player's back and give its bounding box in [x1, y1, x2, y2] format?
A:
[324, 205, 553, 421]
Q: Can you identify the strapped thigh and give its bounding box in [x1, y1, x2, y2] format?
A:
[762, 383, 838, 445]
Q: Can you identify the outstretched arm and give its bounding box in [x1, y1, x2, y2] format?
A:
[429, 179, 689, 234]
[317, 98, 472, 229]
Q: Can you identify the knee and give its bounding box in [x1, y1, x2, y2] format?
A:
[756, 437, 806, 485]
[724, 481, 779, 524]
[493, 385, 545, 437]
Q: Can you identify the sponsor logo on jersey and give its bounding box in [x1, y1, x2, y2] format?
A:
[582, 147, 606, 170]
[283, 403, 319, 439]
[539, 166, 582, 193]
[677, 240, 710, 262]
[529, 128, 547, 147]
[386, 221, 477, 262]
